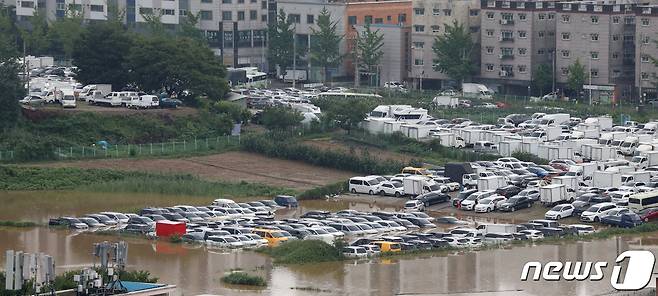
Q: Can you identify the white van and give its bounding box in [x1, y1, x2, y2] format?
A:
[212, 198, 237, 208]
[61, 89, 76, 108]
[129, 95, 159, 109]
[349, 177, 381, 195]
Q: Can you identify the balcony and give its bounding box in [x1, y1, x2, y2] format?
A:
[499, 53, 514, 60]
[499, 36, 514, 42]
[499, 70, 514, 77]
[499, 19, 515, 25]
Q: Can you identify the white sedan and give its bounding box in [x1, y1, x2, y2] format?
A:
[375, 181, 404, 197]
[474, 196, 506, 213]
[544, 204, 575, 220]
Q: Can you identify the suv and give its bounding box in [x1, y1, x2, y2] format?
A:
[452, 189, 478, 207]
[495, 185, 522, 198]
[274, 195, 298, 208]
[498, 195, 533, 212]
[580, 202, 617, 222]
[418, 192, 450, 207]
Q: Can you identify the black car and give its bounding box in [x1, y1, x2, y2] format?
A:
[434, 216, 469, 225]
[408, 239, 432, 250]
[498, 196, 533, 212]
[159, 98, 182, 108]
[495, 185, 523, 198]
[48, 217, 88, 229]
[427, 238, 449, 248]
[139, 208, 166, 215]
[430, 231, 451, 238]
[418, 192, 450, 206]
[406, 217, 436, 228]
[350, 238, 376, 246]
[301, 210, 331, 219]
[452, 189, 478, 207]
[518, 222, 543, 230]
[571, 193, 609, 215]
[399, 242, 416, 251]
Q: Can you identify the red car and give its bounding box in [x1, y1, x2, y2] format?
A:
[639, 208, 658, 222]
[548, 159, 577, 172]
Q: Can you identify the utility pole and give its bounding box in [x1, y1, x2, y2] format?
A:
[588, 54, 592, 105]
[292, 25, 296, 89]
[639, 34, 643, 104]
[551, 49, 556, 93]
[354, 31, 360, 87]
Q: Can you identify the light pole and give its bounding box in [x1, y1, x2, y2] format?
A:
[639, 34, 643, 104]
[588, 54, 592, 105]
[292, 25, 296, 89]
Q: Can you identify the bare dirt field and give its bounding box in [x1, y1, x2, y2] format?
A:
[34, 151, 355, 190]
[303, 138, 413, 162]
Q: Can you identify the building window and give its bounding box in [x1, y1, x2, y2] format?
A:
[414, 59, 424, 65]
[613, 16, 620, 24]
[591, 69, 599, 77]
[487, 12, 494, 19]
[562, 15, 570, 22]
[538, 13, 546, 20]
[487, 0, 495, 8]
[180, 9, 187, 16]
[642, 55, 650, 63]
[413, 42, 424, 49]
[561, 67, 569, 75]
[387, 15, 392, 21]
[398, 13, 406, 23]
[250, 10, 257, 20]
[591, 33, 599, 41]
[261, 0, 267, 9]
[548, 13, 555, 19]
[238, 0, 244, 3]
[222, 11, 232, 20]
[563, 3, 571, 10]
[374, 18, 383, 24]
[307, 14, 314, 24]
[237, 11, 245, 21]
[612, 70, 621, 78]
[518, 48, 527, 55]
[642, 18, 650, 26]
[561, 50, 570, 58]
[90, 4, 104, 12]
[518, 13, 526, 21]
[200, 10, 212, 20]
[486, 46, 494, 54]
[591, 16, 598, 23]
[518, 30, 527, 38]
[364, 15, 372, 24]
[444, 9, 451, 16]
[431, 25, 440, 33]
[502, 1, 510, 8]
[613, 35, 620, 41]
[538, 31, 545, 38]
[538, 49, 545, 55]
[590, 51, 599, 59]
[261, 15, 267, 22]
[21, 1, 35, 8]
[251, 0, 256, 3]
[414, 8, 424, 15]
[642, 36, 650, 44]
[433, 8, 441, 16]
[561, 32, 571, 40]
[414, 25, 425, 32]
[486, 64, 495, 71]
[517, 2, 525, 9]
[518, 65, 527, 73]
[289, 14, 301, 23]
[222, 0, 230, 3]
[470, 9, 479, 16]
[162, 9, 175, 15]
[348, 16, 356, 25]
[642, 72, 650, 80]
[612, 52, 619, 59]
[139, 7, 153, 15]
[486, 29, 494, 37]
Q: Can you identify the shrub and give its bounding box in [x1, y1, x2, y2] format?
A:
[0, 221, 39, 227]
[512, 151, 549, 165]
[258, 240, 343, 264]
[221, 272, 266, 287]
[298, 181, 348, 200]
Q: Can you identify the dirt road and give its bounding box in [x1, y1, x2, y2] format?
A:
[34, 151, 355, 190]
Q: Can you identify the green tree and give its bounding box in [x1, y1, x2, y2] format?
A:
[355, 23, 384, 86]
[48, 15, 85, 59]
[432, 20, 476, 84]
[0, 5, 22, 131]
[310, 7, 342, 82]
[267, 10, 305, 76]
[261, 106, 303, 130]
[213, 101, 251, 123]
[567, 59, 586, 95]
[141, 11, 166, 36]
[19, 10, 49, 55]
[72, 22, 133, 90]
[533, 63, 553, 95]
[318, 98, 372, 133]
[179, 12, 204, 42]
[127, 36, 229, 100]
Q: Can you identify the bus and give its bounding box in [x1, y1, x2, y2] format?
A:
[317, 92, 383, 100]
[628, 191, 658, 212]
[227, 67, 268, 88]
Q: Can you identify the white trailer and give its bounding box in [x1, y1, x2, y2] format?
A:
[545, 126, 562, 141]
[592, 171, 622, 188]
[476, 223, 518, 234]
[403, 176, 439, 197]
[383, 121, 403, 134]
[552, 176, 579, 191]
[405, 125, 433, 140]
[540, 184, 572, 206]
[498, 141, 522, 157]
[477, 176, 506, 191]
[462, 83, 493, 100]
[590, 145, 617, 161]
[432, 96, 459, 108]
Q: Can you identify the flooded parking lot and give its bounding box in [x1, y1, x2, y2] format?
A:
[1, 191, 655, 295]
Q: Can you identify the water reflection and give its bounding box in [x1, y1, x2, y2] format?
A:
[1, 226, 655, 296]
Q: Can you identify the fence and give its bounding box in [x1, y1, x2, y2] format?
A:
[0, 135, 241, 163]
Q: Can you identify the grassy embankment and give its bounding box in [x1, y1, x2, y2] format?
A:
[221, 272, 267, 287]
[259, 223, 658, 265]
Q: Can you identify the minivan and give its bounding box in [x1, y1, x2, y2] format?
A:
[274, 195, 298, 208]
[348, 177, 381, 194]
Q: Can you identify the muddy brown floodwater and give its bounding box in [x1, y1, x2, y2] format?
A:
[1, 191, 657, 295]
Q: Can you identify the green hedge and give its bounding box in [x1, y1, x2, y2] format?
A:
[257, 240, 343, 264]
[221, 272, 266, 287]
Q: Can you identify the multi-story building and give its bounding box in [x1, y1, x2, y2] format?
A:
[479, 0, 557, 94]
[635, 5, 658, 101]
[14, 0, 273, 68]
[555, 0, 636, 102]
[410, 0, 480, 89]
[277, 0, 347, 80]
[355, 23, 410, 85]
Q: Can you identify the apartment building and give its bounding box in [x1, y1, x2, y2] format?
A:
[479, 0, 557, 94]
[277, 0, 347, 79]
[410, 0, 480, 89]
[635, 5, 658, 101]
[555, 1, 636, 102]
[344, 0, 412, 80]
[14, 0, 274, 68]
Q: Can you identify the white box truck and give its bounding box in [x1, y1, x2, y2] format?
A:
[540, 184, 572, 206]
[592, 171, 622, 188]
[630, 151, 658, 169]
[498, 141, 522, 157]
[477, 176, 506, 191]
[433, 96, 459, 108]
[80, 84, 112, 101]
[621, 171, 651, 185]
[403, 176, 440, 197]
[552, 176, 579, 191]
[462, 83, 493, 100]
[476, 223, 518, 234]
